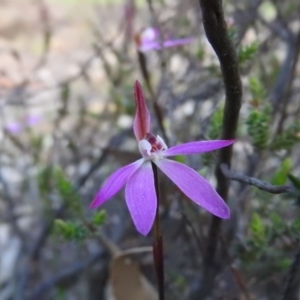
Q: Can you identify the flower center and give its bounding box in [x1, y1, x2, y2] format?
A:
[145, 133, 164, 152]
[138, 133, 168, 160]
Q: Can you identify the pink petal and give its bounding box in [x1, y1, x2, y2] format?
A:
[125, 161, 156, 235]
[155, 159, 230, 219]
[139, 42, 161, 52]
[141, 27, 159, 44]
[26, 114, 41, 126]
[5, 122, 22, 134]
[133, 81, 151, 141]
[163, 140, 235, 157]
[162, 37, 194, 48]
[90, 159, 144, 209]
[140, 37, 194, 52]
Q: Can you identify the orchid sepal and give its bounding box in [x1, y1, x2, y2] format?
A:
[133, 80, 150, 141]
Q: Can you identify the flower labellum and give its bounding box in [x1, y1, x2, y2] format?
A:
[135, 27, 194, 53]
[90, 81, 235, 235]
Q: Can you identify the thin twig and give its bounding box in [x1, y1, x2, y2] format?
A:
[180, 212, 203, 256]
[27, 250, 105, 300]
[0, 108, 28, 253]
[282, 241, 300, 300]
[220, 163, 291, 194]
[274, 30, 300, 134]
[219, 234, 250, 299]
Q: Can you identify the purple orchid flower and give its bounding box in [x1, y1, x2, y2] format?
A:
[5, 114, 41, 134]
[90, 81, 234, 235]
[135, 27, 194, 52]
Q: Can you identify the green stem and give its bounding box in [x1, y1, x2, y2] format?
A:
[151, 162, 165, 300]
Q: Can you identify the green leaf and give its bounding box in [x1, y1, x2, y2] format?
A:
[270, 121, 300, 150]
[250, 213, 265, 243]
[271, 158, 292, 185]
[249, 76, 266, 100]
[246, 105, 271, 149]
[92, 210, 107, 226]
[238, 42, 259, 64]
[291, 218, 300, 233]
[53, 219, 87, 241]
[275, 258, 292, 271]
[288, 174, 300, 190]
[53, 167, 82, 214]
[208, 105, 224, 140]
[174, 155, 185, 164]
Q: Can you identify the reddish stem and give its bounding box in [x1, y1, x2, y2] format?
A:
[151, 162, 165, 300]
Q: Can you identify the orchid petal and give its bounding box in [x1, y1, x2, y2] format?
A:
[26, 114, 41, 126]
[133, 81, 150, 141]
[5, 122, 22, 134]
[125, 161, 156, 235]
[141, 27, 159, 44]
[140, 38, 194, 52]
[139, 42, 161, 52]
[90, 159, 144, 208]
[138, 139, 152, 159]
[156, 135, 168, 150]
[163, 140, 235, 157]
[162, 37, 194, 48]
[155, 159, 230, 219]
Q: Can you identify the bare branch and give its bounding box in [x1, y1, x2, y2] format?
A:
[27, 251, 105, 300]
[196, 0, 242, 297]
[220, 164, 291, 194]
[282, 241, 300, 300]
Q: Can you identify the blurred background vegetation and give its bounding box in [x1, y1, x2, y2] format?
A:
[0, 0, 300, 299]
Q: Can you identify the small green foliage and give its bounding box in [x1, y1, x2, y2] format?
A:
[287, 174, 300, 206]
[237, 213, 267, 263]
[174, 155, 185, 164]
[38, 166, 83, 215]
[269, 212, 286, 239]
[246, 106, 271, 150]
[227, 27, 238, 42]
[38, 165, 53, 197]
[175, 275, 186, 292]
[208, 106, 223, 140]
[59, 84, 70, 117]
[275, 258, 292, 271]
[288, 174, 300, 190]
[201, 153, 213, 167]
[55, 287, 67, 300]
[60, 84, 70, 103]
[238, 209, 299, 270]
[54, 219, 87, 241]
[30, 135, 43, 151]
[291, 218, 300, 236]
[270, 121, 300, 151]
[208, 64, 220, 76]
[271, 158, 291, 185]
[53, 167, 82, 214]
[92, 210, 106, 226]
[246, 76, 270, 150]
[238, 42, 259, 64]
[202, 106, 224, 166]
[250, 213, 266, 247]
[249, 76, 266, 100]
[196, 46, 205, 60]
